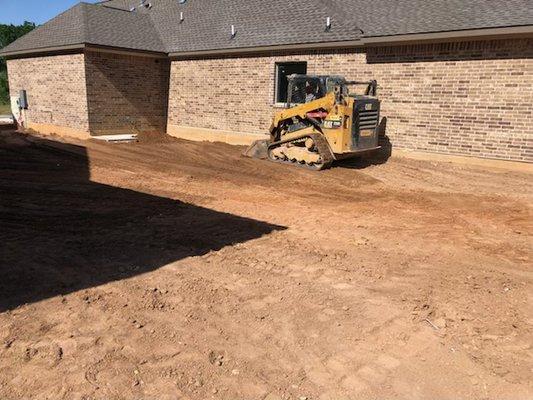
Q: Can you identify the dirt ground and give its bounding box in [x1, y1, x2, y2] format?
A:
[0, 128, 531, 400]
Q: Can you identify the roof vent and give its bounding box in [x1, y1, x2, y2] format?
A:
[179, 0, 187, 4]
[130, 6, 136, 12]
[231, 25, 236, 38]
[326, 17, 331, 31]
[140, 0, 152, 9]
[180, 12, 184, 22]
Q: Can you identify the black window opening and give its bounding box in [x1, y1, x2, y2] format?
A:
[275, 62, 307, 104]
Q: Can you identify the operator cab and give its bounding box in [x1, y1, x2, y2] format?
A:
[285, 74, 377, 107]
[286, 75, 343, 106]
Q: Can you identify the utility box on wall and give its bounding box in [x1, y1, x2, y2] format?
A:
[19, 90, 28, 109]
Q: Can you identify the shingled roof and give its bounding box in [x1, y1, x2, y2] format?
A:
[1, 0, 532, 57]
[0, 2, 165, 55]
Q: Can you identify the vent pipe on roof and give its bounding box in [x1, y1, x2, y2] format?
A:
[139, 0, 152, 9]
[180, 12, 184, 22]
[231, 25, 236, 38]
[326, 17, 331, 31]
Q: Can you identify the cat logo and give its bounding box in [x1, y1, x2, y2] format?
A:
[364, 103, 373, 111]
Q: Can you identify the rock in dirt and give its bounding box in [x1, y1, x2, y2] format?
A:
[434, 318, 447, 329]
[194, 378, 204, 387]
[208, 350, 225, 365]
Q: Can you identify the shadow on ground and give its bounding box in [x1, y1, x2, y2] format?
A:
[0, 129, 284, 312]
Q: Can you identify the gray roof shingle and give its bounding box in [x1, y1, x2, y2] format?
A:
[0, 2, 166, 55]
[336, 0, 533, 37]
[85, 3, 165, 51]
[1, 0, 532, 56]
[0, 3, 87, 54]
[149, 0, 364, 53]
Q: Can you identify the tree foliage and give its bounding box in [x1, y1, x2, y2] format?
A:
[0, 70, 8, 106]
[0, 22, 36, 104]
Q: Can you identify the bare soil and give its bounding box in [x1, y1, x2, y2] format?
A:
[0, 129, 531, 400]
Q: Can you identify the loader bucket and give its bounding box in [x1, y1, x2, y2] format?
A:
[243, 139, 269, 159]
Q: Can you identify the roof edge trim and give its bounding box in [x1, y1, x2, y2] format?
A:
[0, 44, 86, 58]
[363, 25, 533, 45]
[0, 43, 168, 59]
[85, 44, 168, 58]
[169, 39, 364, 58]
[168, 25, 532, 58]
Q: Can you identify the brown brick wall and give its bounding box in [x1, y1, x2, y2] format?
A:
[85, 51, 170, 135]
[7, 54, 90, 132]
[168, 38, 532, 162]
[7, 51, 170, 136]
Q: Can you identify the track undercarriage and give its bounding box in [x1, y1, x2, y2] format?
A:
[267, 132, 334, 171]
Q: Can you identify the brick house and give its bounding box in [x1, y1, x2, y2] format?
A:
[1, 0, 532, 162]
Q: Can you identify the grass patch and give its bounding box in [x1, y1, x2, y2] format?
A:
[0, 103, 12, 115]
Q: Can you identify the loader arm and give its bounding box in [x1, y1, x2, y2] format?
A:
[269, 92, 337, 136]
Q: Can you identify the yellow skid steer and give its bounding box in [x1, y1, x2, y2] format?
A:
[244, 75, 381, 170]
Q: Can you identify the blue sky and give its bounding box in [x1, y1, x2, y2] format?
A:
[0, 0, 97, 25]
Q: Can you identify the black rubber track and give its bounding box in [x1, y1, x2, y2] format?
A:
[267, 133, 334, 171]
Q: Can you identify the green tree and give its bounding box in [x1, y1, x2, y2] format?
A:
[0, 21, 36, 104]
[0, 70, 8, 105]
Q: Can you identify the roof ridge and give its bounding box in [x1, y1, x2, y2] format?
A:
[82, 2, 167, 52]
[83, 2, 145, 15]
[79, 2, 90, 43]
[142, 7, 167, 52]
[145, 0, 169, 52]
[125, 1, 168, 52]
[97, 0, 132, 10]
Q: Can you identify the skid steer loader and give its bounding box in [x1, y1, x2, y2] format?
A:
[244, 75, 381, 170]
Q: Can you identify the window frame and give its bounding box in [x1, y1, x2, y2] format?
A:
[273, 61, 308, 106]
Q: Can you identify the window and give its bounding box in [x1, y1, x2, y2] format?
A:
[275, 62, 307, 104]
